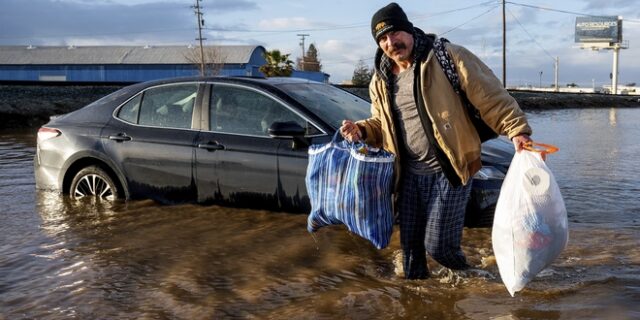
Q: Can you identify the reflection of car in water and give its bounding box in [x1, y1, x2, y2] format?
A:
[34, 76, 513, 228]
[467, 138, 514, 227]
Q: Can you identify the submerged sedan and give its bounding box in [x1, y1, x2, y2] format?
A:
[34, 76, 513, 227]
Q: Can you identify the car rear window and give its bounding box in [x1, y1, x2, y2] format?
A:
[117, 94, 142, 124]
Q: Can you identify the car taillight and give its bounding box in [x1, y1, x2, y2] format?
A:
[37, 127, 61, 141]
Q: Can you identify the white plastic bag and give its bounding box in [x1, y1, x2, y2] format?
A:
[492, 150, 568, 296]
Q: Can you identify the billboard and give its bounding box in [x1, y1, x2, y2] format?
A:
[575, 16, 622, 43]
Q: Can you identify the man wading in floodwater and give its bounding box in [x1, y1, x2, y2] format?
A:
[339, 2, 533, 279]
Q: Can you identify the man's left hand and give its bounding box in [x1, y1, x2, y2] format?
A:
[512, 134, 532, 152]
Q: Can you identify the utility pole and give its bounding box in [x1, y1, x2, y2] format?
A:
[502, 0, 506, 88]
[612, 43, 620, 94]
[539, 71, 543, 89]
[554, 57, 559, 92]
[297, 34, 309, 70]
[192, 0, 206, 76]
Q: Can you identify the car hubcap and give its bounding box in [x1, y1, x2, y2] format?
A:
[74, 174, 115, 200]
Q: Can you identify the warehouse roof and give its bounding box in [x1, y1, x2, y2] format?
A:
[0, 45, 265, 65]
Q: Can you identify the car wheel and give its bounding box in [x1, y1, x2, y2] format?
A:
[70, 166, 119, 200]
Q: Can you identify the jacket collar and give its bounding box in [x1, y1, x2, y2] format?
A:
[374, 28, 436, 88]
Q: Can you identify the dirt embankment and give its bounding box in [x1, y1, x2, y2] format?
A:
[509, 90, 640, 110]
[0, 83, 124, 129]
[1, 83, 639, 130]
[343, 86, 640, 109]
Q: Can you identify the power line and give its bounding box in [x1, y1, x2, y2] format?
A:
[330, 2, 638, 69]
[205, 1, 503, 35]
[441, 5, 500, 35]
[506, 1, 603, 17]
[322, 4, 502, 65]
[408, 0, 500, 22]
[506, 7, 555, 60]
[0, 2, 511, 42]
[3, 2, 636, 41]
[507, 1, 640, 23]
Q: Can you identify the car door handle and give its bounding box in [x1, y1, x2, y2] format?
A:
[197, 142, 225, 151]
[109, 133, 132, 142]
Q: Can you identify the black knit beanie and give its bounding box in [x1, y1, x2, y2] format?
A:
[371, 2, 414, 42]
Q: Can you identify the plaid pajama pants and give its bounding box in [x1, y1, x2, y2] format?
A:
[398, 170, 472, 279]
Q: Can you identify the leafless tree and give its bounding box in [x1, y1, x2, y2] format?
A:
[184, 46, 228, 76]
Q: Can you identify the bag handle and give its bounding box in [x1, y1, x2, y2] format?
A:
[332, 130, 344, 143]
[333, 130, 374, 155]
[523, 142, 559, 156]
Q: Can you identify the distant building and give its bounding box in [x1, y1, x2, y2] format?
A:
[602, 84, 639, 95]
[512, 84, 640, 95]
[0, 45, 329, 83]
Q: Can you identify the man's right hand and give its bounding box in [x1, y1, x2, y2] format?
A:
[340, 120, 362, 142]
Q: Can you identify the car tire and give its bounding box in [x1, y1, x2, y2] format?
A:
[70, 165, 120, 200]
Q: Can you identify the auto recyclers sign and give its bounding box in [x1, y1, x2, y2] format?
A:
[575, 16, 622, 43]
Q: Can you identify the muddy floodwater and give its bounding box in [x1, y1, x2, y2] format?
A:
[1, 108, 639, 319]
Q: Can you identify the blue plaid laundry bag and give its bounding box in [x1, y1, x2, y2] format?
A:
[305, 133, 395, 249]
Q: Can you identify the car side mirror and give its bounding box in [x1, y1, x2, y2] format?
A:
[268, 121, 308, 149]
[268, 121, 305, 138]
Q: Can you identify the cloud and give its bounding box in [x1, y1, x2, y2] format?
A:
[200, 0, 258, 13]
[258, 17, 313, 30]
[579, 0, 638, 12]
[322, 39, 374, 63]
[0, 0, 257, 45]
[313, 39, 377, 83]
[1, 0, 637, 85]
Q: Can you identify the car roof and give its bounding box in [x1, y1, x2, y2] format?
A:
[139, 76, 320, 88]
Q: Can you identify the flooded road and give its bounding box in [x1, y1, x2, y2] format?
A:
[1, 108, 639, 319]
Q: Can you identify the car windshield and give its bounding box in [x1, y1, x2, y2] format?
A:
[276, 83, 371, 129]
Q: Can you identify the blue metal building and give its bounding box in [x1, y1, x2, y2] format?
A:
[0, 45, 329, 83]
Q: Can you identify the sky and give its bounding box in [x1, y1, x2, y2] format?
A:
[1, 0, 639, 86]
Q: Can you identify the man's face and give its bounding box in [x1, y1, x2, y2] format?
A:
[378, 30, 414, 63]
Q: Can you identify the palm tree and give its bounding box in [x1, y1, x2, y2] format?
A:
[260, 50, 294, 77]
